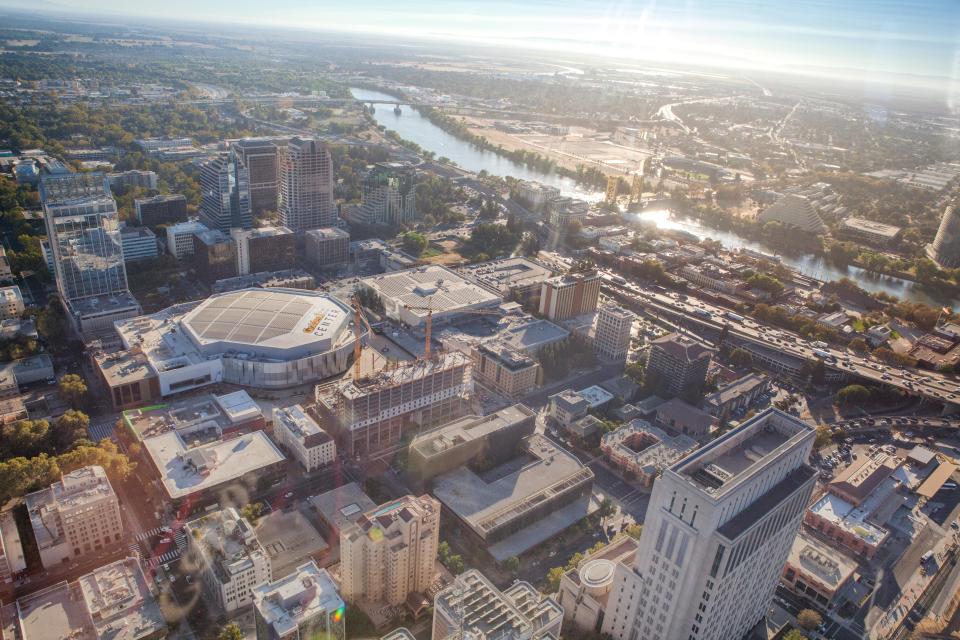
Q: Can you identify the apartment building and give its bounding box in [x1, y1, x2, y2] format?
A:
[25, 466, 124, 568]
[601, 409, 816, 640]
[185, 507, 271, 613]
[340, 494, 440, 607]
[646, 333, 715, 396]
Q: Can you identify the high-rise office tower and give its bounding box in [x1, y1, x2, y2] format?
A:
[278, 137, 336, 232]
[926, 204, 960, 268]
[40, 172, 140, 335]
[199, 151, 252, 233]
[602, 409, 816, 640]
[234, 139, 279, 215]
[358, 162, 417, 225]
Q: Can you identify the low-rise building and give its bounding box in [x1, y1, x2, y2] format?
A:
[165, 220, 207, 259]
[1, 557, 166, 640]
[25, 466, 123, 568]
[702, 373, 770, 421]
[144, 429, 285, 512]
[406, 404, 536, 490]
[135, 194, 187, 227]
[272, 404, 335, 472]
[839, 217, 902, 246]
[94, 349, 162, 411]
[231, 225, 296, 275]
[120, 226, 158, 262]
[548, 388, 590, 428]
[305, 227, 350, 269]
[9, 353, 54, 386]
[0, 286, 24, 320]
[781, 532, 858, 608]
[121, 389, 264, 441]
[432, 434, 594, 562]
[434, 569, 563, 640]
[254, 508, 329, 579]
[460, 257, 554, 305]
[601, 421, 698, 486]
[108, 169, 157, 191]
[557, 536, 639, 635]
[655, 397, 716, 438]
[804, 493, 888, 559]
[473, 341, 539, 399]
[252, 561, 345, 640]
[212, 268, 315, 293]
[185, 507, 271, 613]
[310, 482, 377, 545]
[827, 451, 900, 507]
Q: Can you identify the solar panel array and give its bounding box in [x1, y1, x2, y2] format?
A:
[186, 290, 314, 345]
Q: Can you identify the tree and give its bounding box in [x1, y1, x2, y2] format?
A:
[623, 524, 642, 539]
[53, 410, 89, 451]
[218, 624, 243, 640]
[57, 439, 135, 481]
[728, 348, 754, 369]
[796, 609, 822, 631]
[848, 337, 869, 354]
[58, 374, 88, 409]
[598, 497, 615, 519]
[240, 501, 264, 524]
[503, 556, 520, 575]
[782, 630, 807, 640]
[0, 419, 50, 458]
[400, 231, 428, 257]
[814, 426, 832, 450]
[547, 567, 566, 592]
[836, 384, 870, 406]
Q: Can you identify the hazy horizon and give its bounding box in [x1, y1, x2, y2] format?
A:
[6, 1, 957, 82]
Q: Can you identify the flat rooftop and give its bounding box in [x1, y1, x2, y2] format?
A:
[786, 532, 858, 591]
[808, 492, 888, 546]
[255, 509, 329, 579]
[674, 408, 814, 497]
[362, 265, 501, 321]
[410, 404, 535, 461]
[460, 257, 553, 294]
[13, 581, 92, 640]
[274, 404, 331, 448]
[186, 507, 267, 583]
[78, 558, 166, 640]
[703, 373, 768, 408]
[310, 482, 377, 534]
[252, 561, 343, 638]
[603, 420, 698, 476]
[145, 430, 285, 500]
[67, 291, 140, 318]
[432, 434, 593, 539]
[123, 390, 262, 441]
[841, 217, 902, 238]
[498, 317, 569, 353]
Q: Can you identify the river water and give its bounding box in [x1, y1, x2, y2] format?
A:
[351, 87, 957, 310]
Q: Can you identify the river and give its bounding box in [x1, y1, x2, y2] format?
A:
[350, 87, 602, 201]
[351, 87, 958, 310]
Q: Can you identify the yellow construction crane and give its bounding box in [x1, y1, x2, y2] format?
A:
[403, 301, 505, 361]
[351, 294, 375, 380]
[630, 173, 644, 203]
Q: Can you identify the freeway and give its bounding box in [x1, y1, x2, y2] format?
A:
[590, 264, 960, 404]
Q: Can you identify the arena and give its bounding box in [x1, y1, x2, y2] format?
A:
[113, 288, 359, 394]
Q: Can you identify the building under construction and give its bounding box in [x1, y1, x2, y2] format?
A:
[316, 351, 472, 458]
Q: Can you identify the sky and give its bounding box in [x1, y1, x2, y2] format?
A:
[21, 0, 960, 89]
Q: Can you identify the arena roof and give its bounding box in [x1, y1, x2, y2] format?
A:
[181, 289, 350, 353]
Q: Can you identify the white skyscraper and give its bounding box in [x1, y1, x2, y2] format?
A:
[278, 137, 336, 231]
[602, 408, 816, 640]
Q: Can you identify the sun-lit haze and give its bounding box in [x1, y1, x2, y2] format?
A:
[24, 0, 960, 91]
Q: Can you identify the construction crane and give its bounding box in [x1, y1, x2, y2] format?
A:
[351, 294, 375, 380]
[403, 301, 505, 361]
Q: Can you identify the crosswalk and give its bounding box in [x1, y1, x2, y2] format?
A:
[134, 527, 188, 569]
